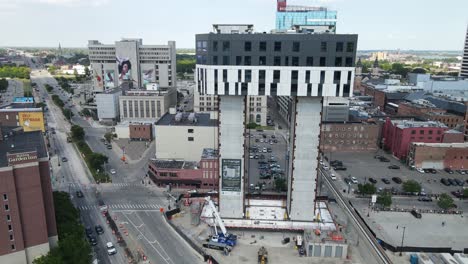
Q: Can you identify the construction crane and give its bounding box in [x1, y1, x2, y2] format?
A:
[205, 197, 237, 247]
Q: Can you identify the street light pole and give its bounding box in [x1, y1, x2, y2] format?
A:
[398, 226, 406, 256]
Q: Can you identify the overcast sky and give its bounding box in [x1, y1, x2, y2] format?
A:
[1, 0, 467, 50]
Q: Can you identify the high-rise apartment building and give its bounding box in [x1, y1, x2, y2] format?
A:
[88, 38, 176, 91]
[276, 0, 337, 33]
[461, 25, 468, 78]
[196, 24, 357, 221]
[0, 129, 57, 264]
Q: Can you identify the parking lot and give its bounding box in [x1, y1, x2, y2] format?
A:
[245, 129, 289, 193]
[324, 151, 468, 210]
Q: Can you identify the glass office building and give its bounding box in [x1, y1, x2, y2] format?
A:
[276, 8, 337, 32]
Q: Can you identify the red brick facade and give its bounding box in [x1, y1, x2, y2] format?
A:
[129, 123, 153, 141]
[0, 159, 57, 257]
[148, 157, 219, 190]
[382, 118, 452, 160]
[424, 112, 464, 129]
[320, 122, 381, 152]
[363, 84, 386, 109]
[409, 143, 468, 170]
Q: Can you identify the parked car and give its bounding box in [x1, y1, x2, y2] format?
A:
[416, 168, 425, 173]
[410, 209, 422, 219]
[110, 169, 116, 174]
[392, 177, 403, 184]
[61, 157, 68, 162]
[374, 155, 382, 159]
[351, 177, 358, 184]
[334, 166, 347, 171]
[447, 178, 456, 186]
[107, 145, 112, 149]
[388, 165, 400, 169]
[330, 173, 337, 181]
[379, 157, 390, 162]
[344, 178, 351, 184]
[382, 178, 391, 184]
[330, 160, 343, 167]
[444, 168, 454, 174]
[451, 191, 463, 198]
[440, 178, 451, 186]
[368, 178, 377, 184]
[453, 179, 464, 186]
[322, 165, 329, 171]
[418, 196, 433, 202]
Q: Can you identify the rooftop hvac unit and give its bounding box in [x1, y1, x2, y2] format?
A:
[188, 113, 196, 122]
[175, 112, 183, 122]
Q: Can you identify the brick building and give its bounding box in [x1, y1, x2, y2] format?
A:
[320, 121, 381, 152]
[129, 123, 152, 141]
[408, 142, 468, 170]
[382, 118, 461, 160]
[464, 102, 468, 140]
[397, 102, 446, 117]
[0, 104, 45, 132]
[424, 112, 464, 129]
[148, 148, 218, 189]
[0, 129, 57, 264]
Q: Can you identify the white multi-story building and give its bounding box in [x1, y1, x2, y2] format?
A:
[461, 24, 468, 78]
[119, 89, 176, 123]
[88, 38, 176, 91]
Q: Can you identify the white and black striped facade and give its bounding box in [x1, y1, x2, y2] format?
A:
[195, 32, 358, 97]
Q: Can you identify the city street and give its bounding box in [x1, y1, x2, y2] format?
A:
[28, 56, 201, 264]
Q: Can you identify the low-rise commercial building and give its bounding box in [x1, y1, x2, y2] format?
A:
[119, 88, 176, 123]
[424, 112, 464, 129]
[397, 101, 445, 117]
[0, 104, 45, 132]
[0, 129, 57, 264]
[155, 112, 218, 161]
[129, 123, 153, 141]
[320, 121, 380, 153]
[148, 148, 219, 189]
[382, 118, 463, 160]
[408, 142, 468, 170]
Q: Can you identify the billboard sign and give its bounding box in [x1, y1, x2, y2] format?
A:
[117, 57, 132, 85]
[7, 151, 38, 166]
[18, 112, 45, 132]
[13, 97, 34, 103]
[142, 68, 154, 86]
[104, 70, 115, 89]
[221, 159, 241, 192]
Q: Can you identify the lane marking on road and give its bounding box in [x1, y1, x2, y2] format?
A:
[120, 212, 174, 264]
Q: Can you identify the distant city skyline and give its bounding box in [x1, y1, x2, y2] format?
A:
[1, 0, 467, 50]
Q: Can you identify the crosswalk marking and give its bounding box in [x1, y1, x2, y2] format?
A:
[77, 203, 162, 211]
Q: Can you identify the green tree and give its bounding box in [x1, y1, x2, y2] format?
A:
[246, 122, 258, 129]
[412, 68, 427, 74]
[464, 189, 468, 198]
[88, 153, 108, 171]
[0, 78, 8, 91]
[71, 125, 85, 141]
[62, 108, 73, 120]
[402, 180, 421, 193]
[376, 192, 392, 207]
[104, 132, 113, 143]
[437, 193, 454, 209]
[84, 66, 90, 77]
[274, 178, 287, 192]
[357, 183, 376, 195]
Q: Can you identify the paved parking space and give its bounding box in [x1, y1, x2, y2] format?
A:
[329, 152, 468, 199]
[245, 129, 289, 193]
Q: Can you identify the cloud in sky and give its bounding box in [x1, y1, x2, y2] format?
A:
[0, 0, 110, 8]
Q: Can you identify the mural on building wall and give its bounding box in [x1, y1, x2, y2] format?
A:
[104, 70, 115, 89]
[117, 57, 132, 85]
[221, 159, 241, 192]
[142, 69, 154, 86]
